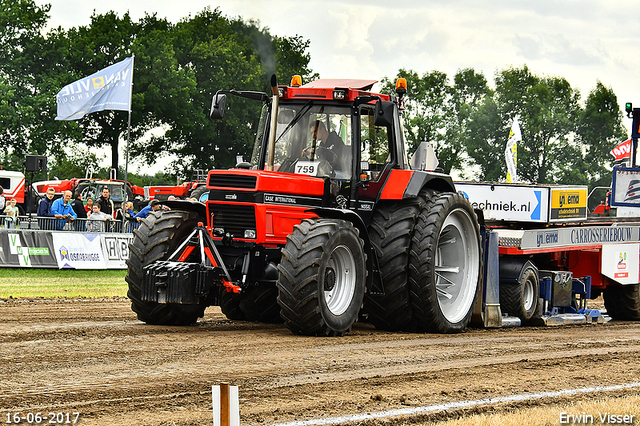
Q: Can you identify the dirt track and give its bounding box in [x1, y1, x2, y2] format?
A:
[1, 298, 639, 425]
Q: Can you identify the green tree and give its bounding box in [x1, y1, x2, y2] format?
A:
[152, 7, 314, 172]
[493, 65, 581, 184]
[465, 95, 505, 181]
[0, 0, 51, 169]
[449, 68, 492, 178]
[574, 81, 627, 187]
[381, 69, 459, 172]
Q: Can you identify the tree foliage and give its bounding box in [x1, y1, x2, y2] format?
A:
[0, 3, 314, 179]
[387, 65, 627, 188]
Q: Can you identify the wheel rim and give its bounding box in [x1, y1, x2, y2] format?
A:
[435, 208, 480, 324]
[324, 244, 357, 316]
[523, 275, 535, 312]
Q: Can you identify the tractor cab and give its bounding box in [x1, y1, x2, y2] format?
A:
[212, 76, 409, 213]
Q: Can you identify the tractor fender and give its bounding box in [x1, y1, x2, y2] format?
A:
[407, 171, 456, 196]
[306, 207, 375, 293]
[162, 199, 207, 220]
[379, 169, 456, 201]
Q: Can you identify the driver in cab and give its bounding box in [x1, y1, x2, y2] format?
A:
[304, 121, 350, 176]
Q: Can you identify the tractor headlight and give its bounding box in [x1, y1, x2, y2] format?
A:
[244, 229, 256, 239]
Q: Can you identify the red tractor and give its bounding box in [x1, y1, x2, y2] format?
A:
[126, 76, 482, 336]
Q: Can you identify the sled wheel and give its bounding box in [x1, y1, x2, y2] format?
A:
[277, 218, 366, 336]
[219, 288, 246, 321]
[409, 192, 482, 333]
[499, 261, 539, 322]
[603, 284, 640, 321]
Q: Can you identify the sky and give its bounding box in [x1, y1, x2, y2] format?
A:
[36, 0, 640, 173]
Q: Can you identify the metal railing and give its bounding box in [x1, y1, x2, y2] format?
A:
[0, 215, 139, 233]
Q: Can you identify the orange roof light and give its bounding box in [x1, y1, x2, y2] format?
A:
[395, 78, 407, 95]
[290, 75, 302, 87]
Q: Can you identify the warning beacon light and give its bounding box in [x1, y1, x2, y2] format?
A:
[290, 75, 302, 87]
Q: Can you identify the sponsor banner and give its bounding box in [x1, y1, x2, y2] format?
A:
[519, 225, 640, 250]
[52, 233, 106, 269]
[0, 230, 57, 268]
[51, 232, 134, 269]
[56, 57, 133, 121]
[101, 234, 132, 269]
[456, 182, 548, 223]
[611, 139, 632, 160]
[549, 187, 588, 221]
[0, 230, 133, 269]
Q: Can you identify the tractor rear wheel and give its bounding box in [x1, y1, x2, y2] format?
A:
[364, 200, 422, 331]
[409, 192, 482, 333]
[126, 210, 208, 325]
[603, 284, 640, 320]
[277, 218, 366, 336]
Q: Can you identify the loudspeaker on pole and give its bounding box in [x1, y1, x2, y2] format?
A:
[25, 155, 47, 173]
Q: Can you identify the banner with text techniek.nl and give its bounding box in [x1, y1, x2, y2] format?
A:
[55, 57, 133, 121]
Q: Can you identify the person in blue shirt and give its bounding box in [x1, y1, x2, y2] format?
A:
[135, 199, 162, 222]
[51, 190, 77, 230]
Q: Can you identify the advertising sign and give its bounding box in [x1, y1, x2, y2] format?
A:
[52, 233, 105, 269]
[456, 183, 548, 223]
[549, 187, 588, 221]
[0, 230, 57, 268]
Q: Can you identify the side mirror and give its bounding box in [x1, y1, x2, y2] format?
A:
[374, 100, 395, 127]
[210, 93, 227, 120]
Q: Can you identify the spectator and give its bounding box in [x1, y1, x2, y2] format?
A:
[72, 191, 87, 231]
[115, 201, 136, 232]
[135, 199, 162, 221]
[87, 203, 111, 232]
[97, 187, 114, 217]
[37, 188, 56, 230]
[51, 190, 77, 230]
[84, 197, 93, 214]
[3, 198, 19, 229]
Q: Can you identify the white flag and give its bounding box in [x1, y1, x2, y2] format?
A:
[505, 116, 521, 183]
[55, 57, 133, 121]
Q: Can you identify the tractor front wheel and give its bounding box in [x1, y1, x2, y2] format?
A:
[277, 218, 366, 336]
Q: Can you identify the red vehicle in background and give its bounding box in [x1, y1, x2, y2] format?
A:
[0, 170, 27, 214]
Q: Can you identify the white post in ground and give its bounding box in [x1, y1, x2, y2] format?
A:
[212, 383, 240, 426]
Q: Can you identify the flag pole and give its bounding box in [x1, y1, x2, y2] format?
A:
[124, 54, 134, 208]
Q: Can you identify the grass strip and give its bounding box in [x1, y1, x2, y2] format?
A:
[0, 268, 128, 298]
